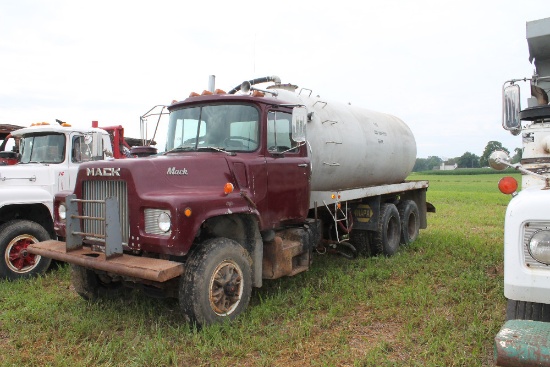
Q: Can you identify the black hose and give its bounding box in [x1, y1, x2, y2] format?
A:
[227, 76, 279, 94]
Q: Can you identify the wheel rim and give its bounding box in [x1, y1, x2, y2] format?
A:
[5, 234, 42, 273]
[209, 260, 244, 316]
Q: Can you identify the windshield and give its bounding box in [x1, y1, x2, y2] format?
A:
[166, 104, 259, 152]
[19, 133, 65, 164]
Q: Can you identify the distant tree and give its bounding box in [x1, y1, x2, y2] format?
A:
[446, 157, 457, 165]
[413, 158, 428, 172]
[480, 141, 510, 167]
[456, 152, 480, 168]
[511, 147, 523, 164]
[413, 156, 443, 172]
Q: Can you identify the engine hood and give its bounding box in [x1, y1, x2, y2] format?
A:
[78, 153, 234, 194]
[0, 163, 61, 187]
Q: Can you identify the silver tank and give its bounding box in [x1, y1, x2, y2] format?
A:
[273, 88, 417, 192]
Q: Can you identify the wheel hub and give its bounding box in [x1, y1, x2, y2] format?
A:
[6, 235, 39, 273]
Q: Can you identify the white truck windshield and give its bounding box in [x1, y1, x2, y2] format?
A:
[19, 133, 65, 164]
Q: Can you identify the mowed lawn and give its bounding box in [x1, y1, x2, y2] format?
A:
[0, 172, 518, 366]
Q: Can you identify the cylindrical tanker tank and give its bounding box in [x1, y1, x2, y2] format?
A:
[272, 88, 417, 192]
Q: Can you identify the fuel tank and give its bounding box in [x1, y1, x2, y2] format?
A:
[273, 88, 417, 191]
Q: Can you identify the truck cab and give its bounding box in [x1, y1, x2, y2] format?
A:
[491, 17, 550, 366]
[0, 123, 114, 280]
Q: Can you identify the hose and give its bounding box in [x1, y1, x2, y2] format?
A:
[227, 76, 281, 94]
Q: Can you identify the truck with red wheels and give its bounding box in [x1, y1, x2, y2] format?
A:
[0, 121, 136, 280]
[30, 76, 433, 326]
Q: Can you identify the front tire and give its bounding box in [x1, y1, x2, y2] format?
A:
[0, 220, 52, 280]
[179, 237, 252, 326]
[506, 299, 550, 322]
[374, 204, 401, 256]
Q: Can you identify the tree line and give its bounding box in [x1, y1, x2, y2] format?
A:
[413, 141, 522, 172]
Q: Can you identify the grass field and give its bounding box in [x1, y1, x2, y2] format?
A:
[0, 172, 520, 366]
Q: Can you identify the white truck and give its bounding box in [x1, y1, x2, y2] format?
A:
[491, 17, 550, 366]
[0, 122, 121, 280]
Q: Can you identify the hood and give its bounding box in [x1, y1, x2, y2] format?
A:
[78, 154, 234, 194]
[0, 163, 59, 187]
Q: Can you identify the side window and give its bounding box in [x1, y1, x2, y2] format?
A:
[72, 136, 92, 163]
[267, 111, 298, 153]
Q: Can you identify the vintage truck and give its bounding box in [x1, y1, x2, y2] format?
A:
[490, 17, 550, 366]
[29, 76, 434, 326]
[0, 121, 136, 280]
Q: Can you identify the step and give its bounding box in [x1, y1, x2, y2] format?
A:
[495, 319, 550, 366]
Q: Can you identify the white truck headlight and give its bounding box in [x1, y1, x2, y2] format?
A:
[528, 230, 550, 264]
[158, 212, 171, 233]
[58, 203, 67, 220]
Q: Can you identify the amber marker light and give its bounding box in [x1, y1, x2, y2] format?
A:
[498, 176, 518, 195]
[224, 182, 234, 195]
[331, 194, 336, 199]
[184, 207, 192, 217]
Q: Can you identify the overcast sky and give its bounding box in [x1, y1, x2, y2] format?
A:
[1, 0, 549, 159]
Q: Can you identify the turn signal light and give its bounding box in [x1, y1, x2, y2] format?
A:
[224, 182, 234, 195]
[184, 207, 192, 217]
[498, 176, 518, 195]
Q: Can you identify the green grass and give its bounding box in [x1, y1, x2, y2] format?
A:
[0, 173, 520, 366]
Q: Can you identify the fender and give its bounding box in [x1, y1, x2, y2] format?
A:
[0, 187, 54, 215]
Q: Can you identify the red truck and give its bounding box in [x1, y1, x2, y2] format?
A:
[30, 77, 433, 326]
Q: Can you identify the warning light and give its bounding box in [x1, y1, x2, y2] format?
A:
[224, 182, 234, 195]
[498, 176, 518, 195]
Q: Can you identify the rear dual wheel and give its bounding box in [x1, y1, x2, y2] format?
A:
[374, 203, 401, 256]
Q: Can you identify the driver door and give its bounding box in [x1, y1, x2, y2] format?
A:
[265, 110, 310, 227]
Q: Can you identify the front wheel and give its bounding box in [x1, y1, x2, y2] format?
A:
[0, 220, 52, 280]
[179, 237, 252, 326]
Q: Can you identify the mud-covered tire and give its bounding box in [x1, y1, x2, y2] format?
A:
[374, 204, 401, 256]
[398, 200, 420, 245]
[179, 237, 252, 327]
[350, 229, 375, 256]
[71, 265, 121, 300]
[0, 220, 52, 280]
[506, 299, 550, 322]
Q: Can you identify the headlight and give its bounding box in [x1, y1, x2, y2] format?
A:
[158, 212, 171, 233]
[58, 204, 67, 220]
[528, 229, 550, 264]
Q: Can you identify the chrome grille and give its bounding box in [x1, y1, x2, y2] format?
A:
[523, 221, 550, 269]
[82, 180, 129, 245]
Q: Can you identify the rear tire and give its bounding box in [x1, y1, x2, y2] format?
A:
[398, 200, 420, 245]
[0, 220, 52, 280]
[179, 237, 252, 327]
[374, 204, 401, 256]
[506, 299, 550, 322]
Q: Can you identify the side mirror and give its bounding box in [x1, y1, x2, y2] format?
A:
[489, 150, 511, 171]
[291, 106, 307, 143]
[502, 84, 521, 135]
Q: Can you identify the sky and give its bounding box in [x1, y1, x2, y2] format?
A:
[1, 0, 549, 159]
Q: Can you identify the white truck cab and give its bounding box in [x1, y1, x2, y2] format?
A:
[492, 17, 550, 367]
[0, 123, 113, 280]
